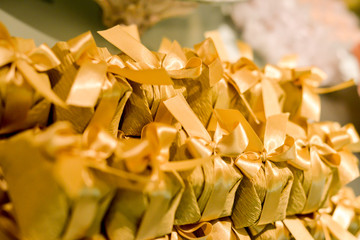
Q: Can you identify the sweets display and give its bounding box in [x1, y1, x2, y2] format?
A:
[0, 21, 359, 240]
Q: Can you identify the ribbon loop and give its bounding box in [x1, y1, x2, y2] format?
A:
[176, 222, 213, 240]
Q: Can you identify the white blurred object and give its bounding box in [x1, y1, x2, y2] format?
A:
[231, 0, 360, 85]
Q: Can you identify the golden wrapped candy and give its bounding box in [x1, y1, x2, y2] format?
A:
[49, 31, 132, 135]
[0, 21, 359, 240]
[286, 121, 360, 216]
[0, 22, 64, 135]
[163, 95, 242, 225]
[231, 112, 295, 229]
[103, 122, 185, 240]
[274, 187, 360, 240]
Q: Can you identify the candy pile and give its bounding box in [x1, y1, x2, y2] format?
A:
[0, 22, 359, 240]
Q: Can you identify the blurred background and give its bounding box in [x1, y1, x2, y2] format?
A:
[1, 0, 360, 191]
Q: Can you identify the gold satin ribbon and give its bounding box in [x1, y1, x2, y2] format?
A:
[194, 38, 223, 86]
[171, 218, 250, 240]
[175, 222, 213, 240]
[98, 25, 201, 84]
[213, 34, 262, 124]
[282, 218, 315, 240]
[66, 32, 119, 108]
[307, 122, 360, 186]
[287, 212, 358, 240]
[309, 121, 360, 152]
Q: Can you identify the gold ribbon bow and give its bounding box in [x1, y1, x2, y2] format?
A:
[100, 122, 207, 240]
[204, 30, 261, 124]
[163, 95, 248, 160]
[193, 37, 223, 86]
[298, 121, 348, 214]
[308, 122, 360, 186]
[98, 25, 202, 84]
[232, 111, 306, 225]
[0, 22, 64, 132]
[277, 58, 355, 122]
[158, 38, 202, 80]
[331, 187, 360, 232]
[34, 122, 118, 240]
[308, 121, 360, 152]
[63, 30, 133, 135]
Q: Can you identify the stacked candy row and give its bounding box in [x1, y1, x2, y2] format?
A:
[0, 22, 359, 240]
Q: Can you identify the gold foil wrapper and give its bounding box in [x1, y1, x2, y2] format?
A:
[174, 156, 242, 225]
[232, 162, 294, 228]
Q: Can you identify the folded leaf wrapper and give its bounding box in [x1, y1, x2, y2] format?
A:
[0, 122, 117, 240]
[0, 22, 64, 135]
